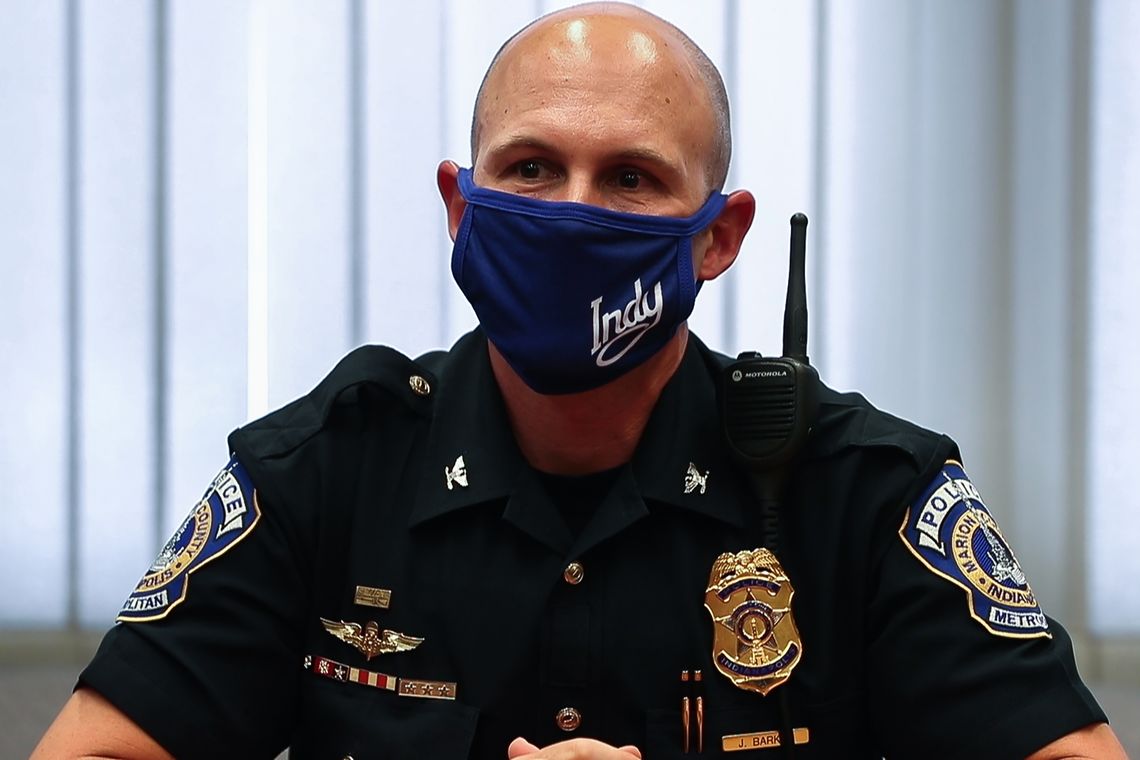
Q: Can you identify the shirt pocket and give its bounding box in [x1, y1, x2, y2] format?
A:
[289, 676, 479, 760]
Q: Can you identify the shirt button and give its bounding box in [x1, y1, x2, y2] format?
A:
[408, 374, 431, 396]
[555, 706, 582, 732]
[563, 561, 585, 585]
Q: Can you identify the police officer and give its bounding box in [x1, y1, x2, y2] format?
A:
[33, 3, 1127, 759]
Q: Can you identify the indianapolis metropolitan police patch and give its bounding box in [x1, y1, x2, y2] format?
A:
[118, 456, 261, 623]
[899, 461, 1050, 639]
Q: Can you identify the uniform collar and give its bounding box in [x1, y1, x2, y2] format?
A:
[408, 330, 746, 549]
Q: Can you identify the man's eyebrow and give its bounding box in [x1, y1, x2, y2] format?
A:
[611, 146, 682, 173]
[482, 135, 559, 159]
[483, 136, 682, 174]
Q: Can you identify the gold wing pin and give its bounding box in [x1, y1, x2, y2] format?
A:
[320, 618, 424, 660]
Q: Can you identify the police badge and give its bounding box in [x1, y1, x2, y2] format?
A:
[704, 548, 803, 696]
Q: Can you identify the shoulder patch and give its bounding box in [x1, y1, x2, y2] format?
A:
[118, 457, 261, 623]
[899, 461, 1050, 639]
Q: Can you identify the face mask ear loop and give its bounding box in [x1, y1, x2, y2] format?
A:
[677, 236, 698, 317]
[450, 204, 478, 283]
[677, 196, 724, 314]
[679, 193, 729, 307]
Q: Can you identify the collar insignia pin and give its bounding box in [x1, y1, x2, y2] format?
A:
[320, 618, 424, 660]
[684, 462, 709, 494]
[704, 548, 803, 696]
[445, 455, 468, 490]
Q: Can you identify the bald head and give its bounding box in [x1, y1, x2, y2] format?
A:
[470, 2, 732, 193]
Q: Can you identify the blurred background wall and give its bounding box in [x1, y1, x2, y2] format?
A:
[1, 0, 1137, 696]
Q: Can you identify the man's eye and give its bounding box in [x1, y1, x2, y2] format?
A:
[517, 161, 543, 179]
[618, 169, 641, 189]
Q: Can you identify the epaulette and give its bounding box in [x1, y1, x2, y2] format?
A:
[805, 387, 956, 468]
[230, 344, 437, 461]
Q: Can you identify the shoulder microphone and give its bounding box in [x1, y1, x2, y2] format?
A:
[721, 213, 820, 475]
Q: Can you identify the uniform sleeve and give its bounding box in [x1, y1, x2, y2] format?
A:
[864, 462, 1106, 759]
[78, 455, 317, 759]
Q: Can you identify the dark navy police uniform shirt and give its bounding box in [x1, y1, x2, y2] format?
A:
[81, 329, 1106, 759]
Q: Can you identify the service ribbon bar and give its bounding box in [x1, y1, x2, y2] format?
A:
[303, 654, 457, 700]
[305, 654, 397, 691]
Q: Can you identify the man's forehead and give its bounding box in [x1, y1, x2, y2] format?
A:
[478, 5, 709, 138]
[495, 5, 688, 76]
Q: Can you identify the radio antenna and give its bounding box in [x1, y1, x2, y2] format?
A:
[782, 213, 809, 364]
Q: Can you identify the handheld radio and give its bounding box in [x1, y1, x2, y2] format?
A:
[721, 213, 819, 481]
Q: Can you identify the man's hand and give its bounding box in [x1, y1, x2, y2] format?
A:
[506, 736, 643, 759]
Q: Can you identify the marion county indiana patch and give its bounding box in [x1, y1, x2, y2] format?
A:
[118, 457, 261, 622]
[899, 461, 1050, 639]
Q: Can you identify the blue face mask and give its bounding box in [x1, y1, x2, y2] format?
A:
[451, 168, 728, 394]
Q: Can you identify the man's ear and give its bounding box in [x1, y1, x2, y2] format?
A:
[437, 160, 467, 242]
[696, 189, 756, 281]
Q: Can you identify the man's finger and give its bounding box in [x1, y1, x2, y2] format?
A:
[504, 737, 643, 759]
[507, 736, 542, 757]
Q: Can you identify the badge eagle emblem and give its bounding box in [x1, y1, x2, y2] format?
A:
[320, 618, 424, 660]
[704, 548, 803, 696]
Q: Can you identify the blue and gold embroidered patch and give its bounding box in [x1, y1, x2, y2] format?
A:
[899, 461, 1050, 639]
[118, 457, 261, 622]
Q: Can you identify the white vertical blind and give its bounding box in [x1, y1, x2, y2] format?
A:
[264, 0, 355, 409]
[164, 0, 249, 538]
[909, 1, 1014, 523]
[729, 0, 817, 359]
[1088, 0, 1140, 635]
[821, 1, 1016, 465]
[76, 1, 157, 626]
[365, 0, 450, 355]
[0, 0, 1137, 647]
[0, 0, 69, 627]
[1006, 0, 1087, 621]
[820, 0, 923, 406]
[818, 0, 1101, 624]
